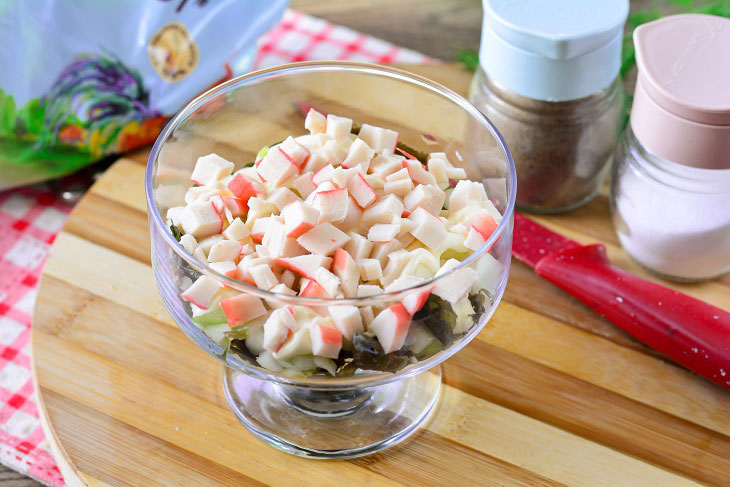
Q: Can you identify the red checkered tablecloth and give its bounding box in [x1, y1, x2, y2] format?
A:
[0, 10, 433, 486]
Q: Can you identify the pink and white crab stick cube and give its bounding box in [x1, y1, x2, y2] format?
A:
[358, 124, 398, 153]
[341, 138, 375, 169]
[180, 200, 222, 238]
[347, 173, 377, 208]
[190, 154, 234, 185]
[404, 184, 446, 215]
[310, 321, 343, 358]
[208, 240, 242, 262]
[257, 147, 299, 186]
[448, 180, 489, 213]
[269, 187, 301, 212]
[332, 248, 359, 297]
[180, 275, 222, 310]
[263, 307, 298, 351]
[361, 194, 404, 227]
[368, 303, 411, 353]
[329, 305, 364, 341]
[344, 232, 374, 261]
[305, 108, 326, 134]
[223, 217, 250, 241]
[278, 136, 310, 168]
[292, 172, 316, 199]
[297, 222, 350, 256]
[299, 279, 329, 298]
[336, 197, 363, 233]
[325, 114, 353, 140]
[250, 264, 279, 290]
[312, 164, 336, 186]
[275, 254, 333, 280]
[208, 261, 237, 280]
[281, 201, 319, 239]
[408, 207, 447, 252]
[432, 258, 478, 304]
[227, 173, 263, 203]
[312, 188, 348, 224]
[402, 159, 437, 186]
[314, 267, 341, 297]
[219, 294, 267, 327]
[402, 287, 432, 315]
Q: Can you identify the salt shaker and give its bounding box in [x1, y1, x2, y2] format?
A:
[469, 0, 628, 213]
[611, 14, 730, 282]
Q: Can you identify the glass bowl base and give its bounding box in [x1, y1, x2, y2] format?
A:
[222, 366, 442, 459]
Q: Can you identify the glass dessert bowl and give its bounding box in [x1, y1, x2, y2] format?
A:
[145, 62, 516, 459]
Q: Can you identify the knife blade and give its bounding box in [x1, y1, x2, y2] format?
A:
[512, 213, 730, 390]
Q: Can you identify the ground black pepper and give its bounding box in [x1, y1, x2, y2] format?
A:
[469, 67, 623, 213]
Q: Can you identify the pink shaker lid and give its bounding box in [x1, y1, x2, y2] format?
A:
[631, 14, 730, 169]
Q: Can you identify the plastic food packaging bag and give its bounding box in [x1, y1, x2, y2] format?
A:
[0, 0, 289, 190]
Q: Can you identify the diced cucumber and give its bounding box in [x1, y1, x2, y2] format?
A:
[202, 323, 233, 347]
[314, 356, 337, 376]
[191, 306, 227, 326]
[256, 146, 269, 161]
[406, 323, 438, 355]
[452, 297, 475, 334]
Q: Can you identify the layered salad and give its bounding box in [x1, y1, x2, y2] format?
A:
[166, 109, 504, 377]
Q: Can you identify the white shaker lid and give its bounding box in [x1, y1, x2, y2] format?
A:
[479, 0, 629, 101]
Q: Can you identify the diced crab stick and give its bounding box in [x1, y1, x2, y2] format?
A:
[279, 136, 310, 168]
[402, 288, 432, 315]
[208, 240, 242, 262]
[402, 159, 437, 186]
[328, 305, 364, 341]
[281, 200, 320, 238]
[408, 207, 447, 252]
[448, 180, 489, 214]
[292, 172, 316, 199]
[336, 196, 363, 233]
[367, 223, 401, 242]
[300, 279, 329, 298]
[310, 321, 343, 358]
[370, 239, 403, 267]
[404, 184, 446, 215]
[312, 164, 336, 186]
[180, 275, 222, 310]
[368, 304, 411, 353]
[263, 308, 298, 351]
[344, 232, 374, 261]
[208, 261, 238, 279]
[358, 124, 398, 153]
[227, 174, 263, 203]
[314, 267, 341, 297]
[220, 294, 267, 328]
[296, 222, 350, 256]
[273, 325, 313, 360]
[467, 209, 498, 241]
[322, 139, 346, 164]
[383, 177, 413, 197]
[305, 108, 327, 134]
[224, 197, 248, 218]
[223, 217, 250, 241]
[347, 173, 377, 208]
[357, 284, 383, 297]
[361, 194, 404, 227]
[257, 147, 299, 186]
[358, 258, 383, 282]
[179, 233, 198, 254]
[180, 200, 222, 238]
[332, 248, 359, 297]
[190, 153, 234, 185]
[325, 114, 353, 140]
[275, 254, 333, 280]
[312, 188, 348, 224]
[341, 138, 375, 169]
[269, 187, 301, 211]
[250, 264, 279, 290]
[432, 259, 478, 304]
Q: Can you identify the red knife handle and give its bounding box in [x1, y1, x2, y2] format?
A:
[534, 244, 730, 390]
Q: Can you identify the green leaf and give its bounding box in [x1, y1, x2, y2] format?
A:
[456, 48, 480, 73]
[0, 90, 17, 136]
[169, 221, 183, 241]
[667, 0, 693, 8]
[16, 98, 47, 136]
[627, 11, 662, 28]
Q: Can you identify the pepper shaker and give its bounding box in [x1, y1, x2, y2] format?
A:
[611, 14, 730, 282]
[469, 0, 628, 213]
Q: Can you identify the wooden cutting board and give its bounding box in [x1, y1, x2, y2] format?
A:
[32, 64, 730, 487]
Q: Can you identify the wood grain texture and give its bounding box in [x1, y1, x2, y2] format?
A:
[31, 64, 730, 487]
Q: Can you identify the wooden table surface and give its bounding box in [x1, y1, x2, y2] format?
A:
[10, 0, 717, 486]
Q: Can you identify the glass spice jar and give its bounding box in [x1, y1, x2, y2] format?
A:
[469, 0, 628, 213]
[611, 14, 730, 282]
